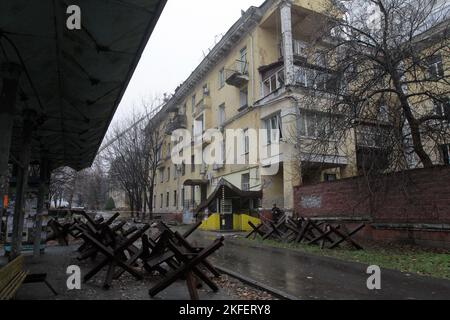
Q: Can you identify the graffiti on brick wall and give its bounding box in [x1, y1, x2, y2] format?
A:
[301, 195, 322, 209]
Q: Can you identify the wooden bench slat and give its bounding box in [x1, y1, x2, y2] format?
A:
[0, 256, 25, 292]
[0, 271, 28, 300]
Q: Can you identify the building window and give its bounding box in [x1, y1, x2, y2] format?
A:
[218, 103, 226, 126]
[219, 68, 225, 88]
[160, 168, 165, 183]
[293, 39, 308, 58]
[181, 162, 186, 176]
[239, 86, 248, 110]
[191, 155, 196, 173]
[181, 187, 185, 208]
[153, 195, 156, 209]
[264, 114, 282, 144]
[313, 51, 327, 68]
[203, 84, 209, 97]
[166, 192, 170, 208]
[160, 194, 163, 209]
[243, 128, 250, 154]
[166, 143, 171, 159]
[441, 144, 450, 165]
[262, 69, 285, 96]
[241, 173, 250, 191]
[167, 167, 170, 182]
[428, 55, 444, 79]
[299, 111, 330, 138]
[173, 190, 177, 207]
[324, 173, 337, 182]
[239, 46, 248, 74]
[378, 102, 389, 122]
[194, 114, 204, 139]
[434, 98, 450, 121]
[157, 146, 163, 162]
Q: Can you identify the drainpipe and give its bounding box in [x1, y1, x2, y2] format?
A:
[249, 31, 256, 106]
[0, 63, 21, 242]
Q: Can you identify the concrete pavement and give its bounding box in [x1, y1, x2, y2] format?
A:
[188, 230, 450, 300]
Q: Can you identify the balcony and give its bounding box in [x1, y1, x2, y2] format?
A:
[225, 59, 249, 88]
[166, 114, 187, 134]
[193, 96, 211, 117]
[293, 65, 340, 92]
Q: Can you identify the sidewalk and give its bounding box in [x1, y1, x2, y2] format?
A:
[189, 230, 450, 300]
[1, 245, 234, 300]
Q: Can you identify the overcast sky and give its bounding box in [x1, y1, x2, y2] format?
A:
[110, 0, 265, 128]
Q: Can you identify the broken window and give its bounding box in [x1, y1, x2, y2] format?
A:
[265, 114, 282, 145]
[262, 69, 285, 96]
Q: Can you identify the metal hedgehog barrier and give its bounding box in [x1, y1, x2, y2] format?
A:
[47, 213, 224, 300]
[246, 215, 365, 250]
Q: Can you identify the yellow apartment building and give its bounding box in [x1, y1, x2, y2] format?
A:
[149, 0, 449, 229]
[150, 0, 354, 224]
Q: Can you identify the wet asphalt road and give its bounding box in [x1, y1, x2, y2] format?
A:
[188, 231, 450, 300]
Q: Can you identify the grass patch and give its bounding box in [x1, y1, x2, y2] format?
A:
[238, 237, 450, 280]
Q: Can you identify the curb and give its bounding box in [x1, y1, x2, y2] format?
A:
[215, 265, 300, 300]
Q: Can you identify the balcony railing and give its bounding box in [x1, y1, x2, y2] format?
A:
[293, 65, 340, 92]
[225, 59, 249, 88]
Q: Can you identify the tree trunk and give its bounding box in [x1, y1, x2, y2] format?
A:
[391, 70, 433, 167]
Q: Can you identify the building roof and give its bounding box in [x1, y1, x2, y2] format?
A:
[0, 0, 166, 170]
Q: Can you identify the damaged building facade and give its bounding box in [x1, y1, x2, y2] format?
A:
[151, 0, 356, 224]
[151, 0, 450, 229]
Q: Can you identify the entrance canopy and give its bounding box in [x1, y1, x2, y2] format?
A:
[0, 0, 166, 170]
[195, 179, 262, 215]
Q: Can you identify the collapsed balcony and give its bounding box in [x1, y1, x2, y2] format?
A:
[225, 59, 249, 88]
[166, 114, 187, 134]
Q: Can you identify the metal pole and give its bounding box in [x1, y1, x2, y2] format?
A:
[0, 63, 22, 242]
[33, 159, 49, 258]
[10, 109, 36, 260]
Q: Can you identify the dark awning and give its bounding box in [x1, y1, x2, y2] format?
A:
[184, 179, 209, 186]
[195, 179, 262, 215]
[0, 0, 166, 170]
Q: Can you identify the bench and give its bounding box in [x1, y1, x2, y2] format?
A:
[0, 256, 57, 300]
[0, 256, 28, 300]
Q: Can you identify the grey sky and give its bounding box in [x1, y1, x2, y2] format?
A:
[111, 0, 265, 127]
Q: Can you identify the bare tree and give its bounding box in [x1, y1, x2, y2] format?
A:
[49, 158, 109, 210]
[293, 0, 449, 179]
[105, 98, 168, 219]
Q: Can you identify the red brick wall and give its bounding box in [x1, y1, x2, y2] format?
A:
[293, 166, 450, 248]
